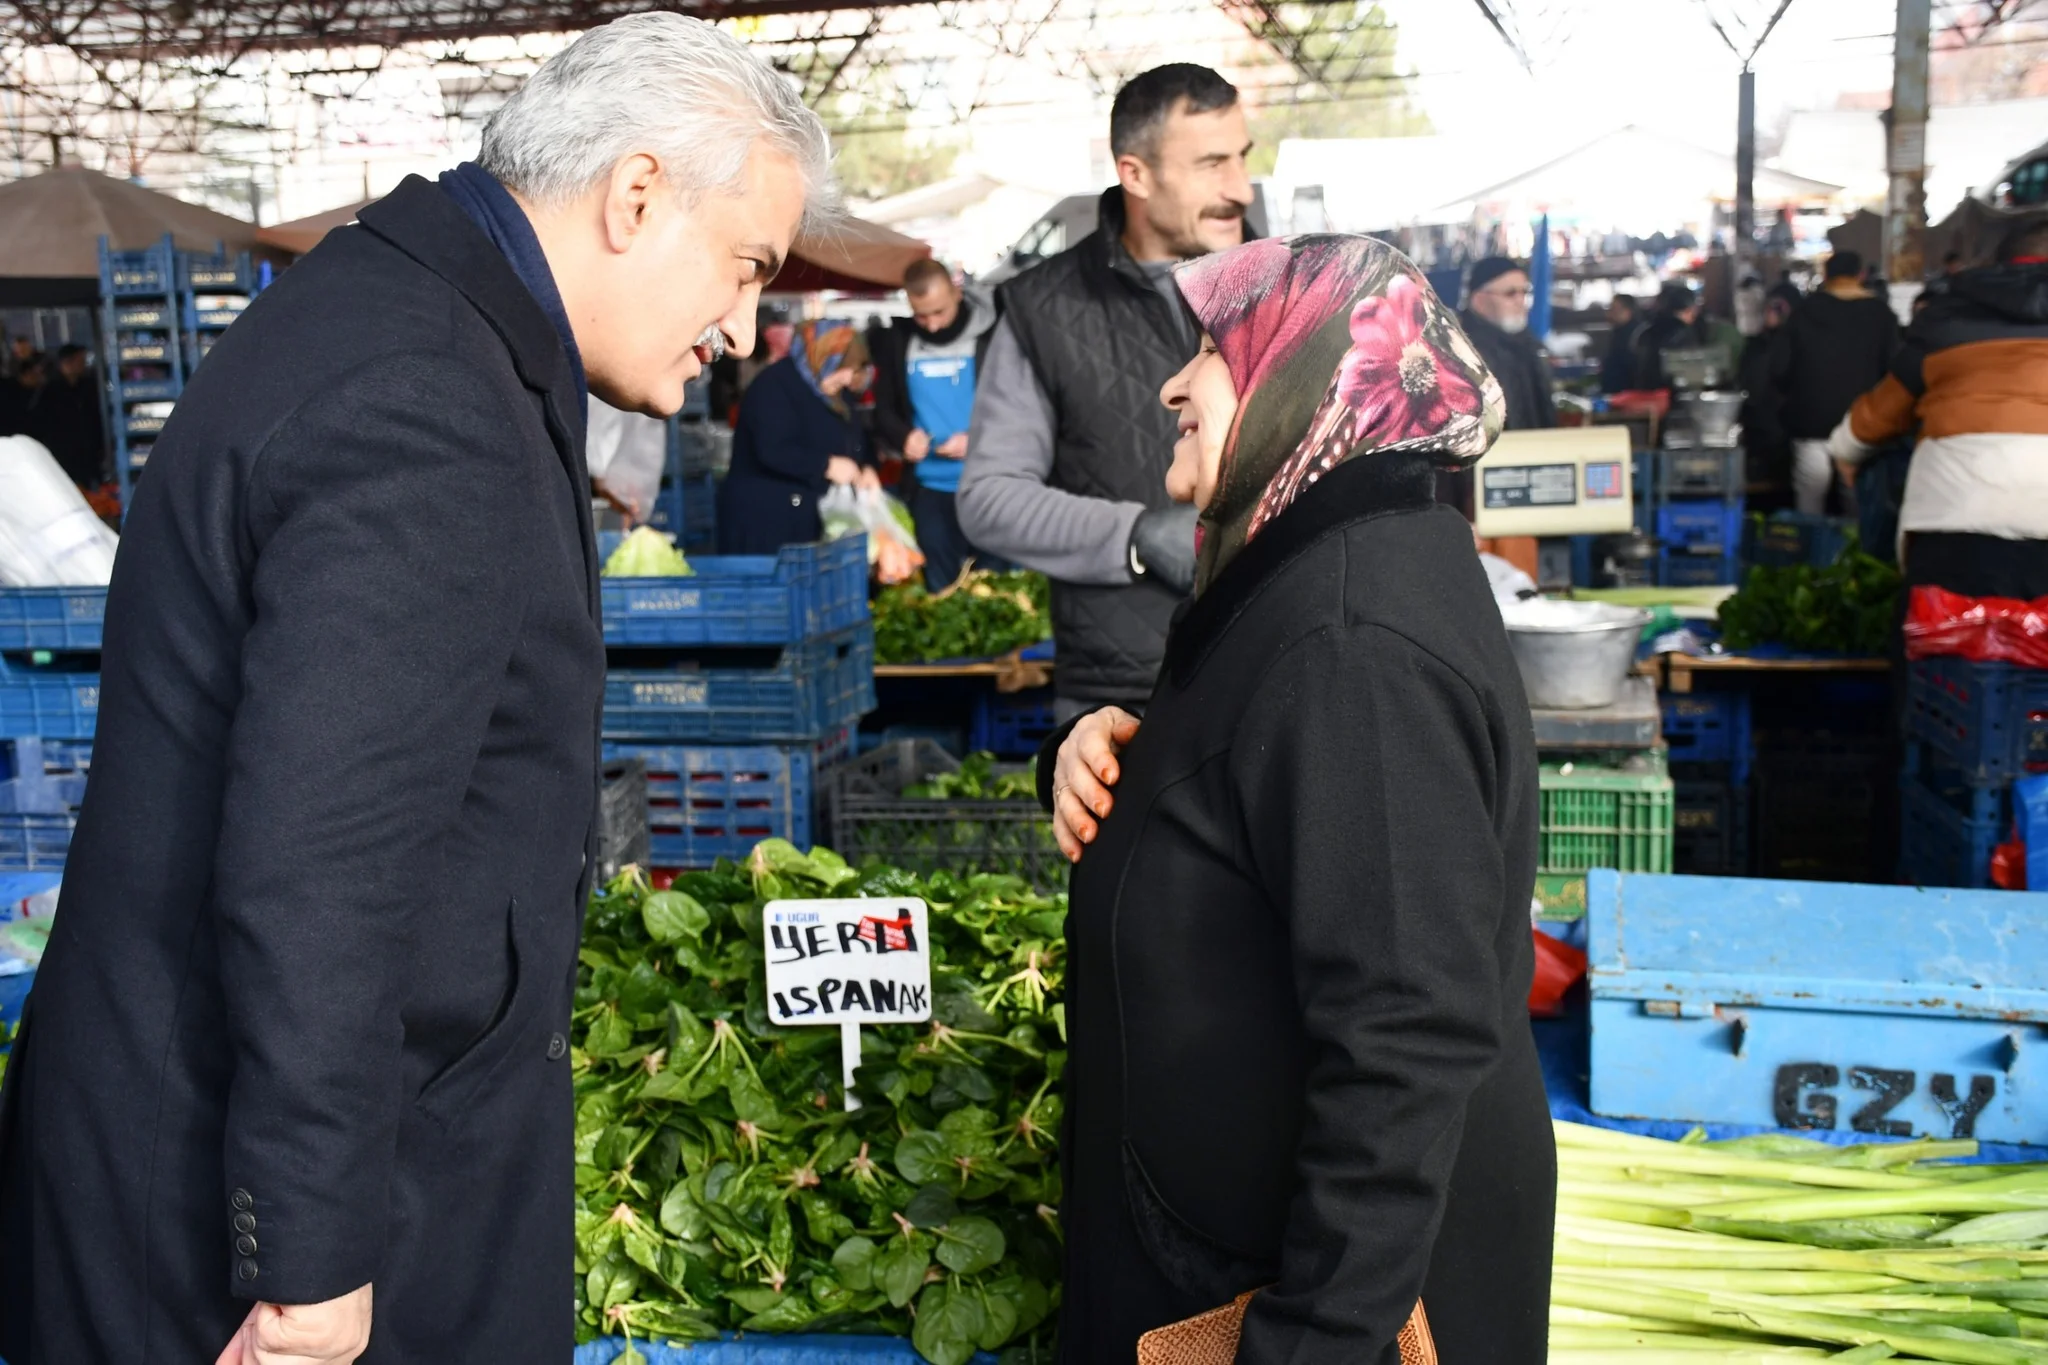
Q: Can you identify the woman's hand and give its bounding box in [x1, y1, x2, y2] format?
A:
[856, 465, 883, 493]
[825, 455, 861, 486]
[1051, 707, 1141, 862]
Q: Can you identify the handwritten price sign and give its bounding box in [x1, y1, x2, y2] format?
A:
[763, 898, 932, 1109]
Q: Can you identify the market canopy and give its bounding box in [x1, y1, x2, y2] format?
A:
[0, 165, 264, 304]
[1434, 125, 1845, 231]
[265, 193, 929, 294]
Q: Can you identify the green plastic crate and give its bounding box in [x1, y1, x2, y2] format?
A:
[1539, 750, 1674, 875]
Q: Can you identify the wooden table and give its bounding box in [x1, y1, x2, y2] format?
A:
[873, 649, 1052, 694]
[1642, 650, 1890, 695]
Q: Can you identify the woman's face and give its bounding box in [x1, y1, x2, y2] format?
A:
[1160, 334, 1238, 509]
[819, 363, 871, 398]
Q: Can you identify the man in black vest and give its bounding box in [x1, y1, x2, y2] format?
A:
[958, 64, 1253, 720]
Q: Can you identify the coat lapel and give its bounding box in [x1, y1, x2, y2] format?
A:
[356, 177, 597, 615]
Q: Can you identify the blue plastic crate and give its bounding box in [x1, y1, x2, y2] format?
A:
[1588, 869, 2048, 1142]
[0, 587, 106, 651]
[1908, 655, 2048, 784]
[0, 811, 73, 871]
[576, 1334, 997, 1365]
[597, 537, 868, 647]
[178, 250, 257, 293]
[0, 662, 98, 741]
[1656, 547, 1740, 587]
[1672, 770, 1749, 876]
[98, 237, 175, 296]
[603, 737, 843, 868]
[1654, 499, 1744, 554]
[1899, 773, 2003, 890]
[970, 688, 1058, 758]
[1745, 512, 1853, 570]
[682, 473, 718, 555]
[1660, 691, 1752, 781]
[602, 626, 874, 742]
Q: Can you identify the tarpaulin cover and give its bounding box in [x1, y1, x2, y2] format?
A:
[1904, 584, 2048, 668]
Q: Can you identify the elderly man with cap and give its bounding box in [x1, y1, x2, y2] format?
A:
[1446, 255, 1555, 514]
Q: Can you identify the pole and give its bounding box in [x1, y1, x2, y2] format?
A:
[1884, 0, 1931, 285]
[840, 1020, 863, 1112]
[1735, 68, 1756, 276]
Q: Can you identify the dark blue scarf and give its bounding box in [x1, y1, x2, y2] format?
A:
[437, 161, 587, 416]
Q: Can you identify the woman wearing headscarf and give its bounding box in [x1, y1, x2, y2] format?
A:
[1038, 235, 1553, 1363]
[717, 320, 877, 554]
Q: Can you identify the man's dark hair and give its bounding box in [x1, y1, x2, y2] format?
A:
[56, 343, 87, 362]
[1996, 220, 2048, 263]
[902, 258, 953, 293]
[1109, 64, 1238, 163]
[1610, 293, 1637, 316]
[1658, 280, 1698, 314]
[1824, 250, 1863, 281]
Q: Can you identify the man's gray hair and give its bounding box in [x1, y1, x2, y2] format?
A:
[480, 13, 839, 232]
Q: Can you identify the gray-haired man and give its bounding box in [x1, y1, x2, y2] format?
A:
[0, 16, 832, 1364]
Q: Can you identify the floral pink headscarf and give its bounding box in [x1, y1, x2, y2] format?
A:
[1173, 234, 1504, 591]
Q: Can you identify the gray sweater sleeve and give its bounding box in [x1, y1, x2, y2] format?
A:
[957, 317, 1143, 586]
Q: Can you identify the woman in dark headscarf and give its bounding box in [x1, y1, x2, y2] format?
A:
[718, 320, 876, 554]
[1038, 235, 1553, 1363]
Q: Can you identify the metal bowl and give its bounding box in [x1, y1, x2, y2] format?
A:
[1498, 599, 1651, 710]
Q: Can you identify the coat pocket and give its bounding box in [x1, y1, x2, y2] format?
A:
[415, 896, 533, 1127]
[1122, 1139, 1275, 1305]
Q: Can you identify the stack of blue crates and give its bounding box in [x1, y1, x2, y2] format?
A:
[1645, 439, 1744, 587]
[1901, 656, 2048, 888]
[1662, 690, 1752, 876]
[597, 535, 874, 869]
[100, 235, 266, 519]
[0, 586, 104, 871]
[648, 381, 723, 555]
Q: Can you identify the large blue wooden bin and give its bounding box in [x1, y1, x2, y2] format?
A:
[1588, 869, 2048, 1145]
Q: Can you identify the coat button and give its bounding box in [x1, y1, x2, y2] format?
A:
[547, 1033, 568, 1061]
[230, 1189, 252, 1212]
[789, 493, 803, 508]
[233, 1213, 256, 1234]
[238, 1259, 259, 1282]
[236, 1234, 258, 1257]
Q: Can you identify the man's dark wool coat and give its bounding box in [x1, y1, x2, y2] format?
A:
[0, 175, 605, 1363]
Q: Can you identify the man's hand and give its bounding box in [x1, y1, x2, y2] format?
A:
[936, 433, 968, 459]
[904, 429, 931, 462]
[216, 1284, 372, 1365]
[825, 455, 862, 487]
[1051, 707, 1140, 862]
[856, 465, 883, 493]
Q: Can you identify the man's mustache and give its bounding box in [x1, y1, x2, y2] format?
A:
[1201, 204, 1247, 222]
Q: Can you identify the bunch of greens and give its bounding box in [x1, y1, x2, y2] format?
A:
[905, 752, 1039, 803]
[573, 843, 1065, 1365]
[1717, 542, 1901, 656]
[874, 572, 1051, 665]
[1556, 1120, 2048, 1365]
[603, 527, 695, 579]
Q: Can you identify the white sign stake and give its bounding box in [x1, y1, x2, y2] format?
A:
[762, 898, 932, 1112]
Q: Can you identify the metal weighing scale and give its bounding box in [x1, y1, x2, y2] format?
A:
[1471, 425, 1660, 751]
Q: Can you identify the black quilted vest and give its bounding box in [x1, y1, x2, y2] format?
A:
[996, 189, 1195, 705]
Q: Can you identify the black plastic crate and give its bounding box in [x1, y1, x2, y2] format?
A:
[596, 757, 651, 881]
[1671, 762, 1750, 876]
[823, 739, 1061, 891]
[1752, 733, 1887, 883]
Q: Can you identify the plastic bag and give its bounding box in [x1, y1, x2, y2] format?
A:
[1528, 926, 1587, 1019]
[820, 485, 924, 585]
[585, 400, 669, 520]
[0, 435, 118, 586]
[1903, 585, 2048, 669]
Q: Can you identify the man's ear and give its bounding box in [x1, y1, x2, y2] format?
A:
[1115, 153, 1153, 203]
[602, 153, 662, 254]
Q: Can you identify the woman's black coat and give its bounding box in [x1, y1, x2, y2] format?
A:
[717, 355, 870, 554]
[0, 177, 605, 1363]
[1039, 454, 1554, 1364]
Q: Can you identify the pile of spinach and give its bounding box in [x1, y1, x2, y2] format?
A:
[874, 572, 1051, 665]
[573, 842, 1065, 1365]
[1717, 541, 1902, 657]
[836, 752, 1061, 891]
[905, 752, 1039, 803]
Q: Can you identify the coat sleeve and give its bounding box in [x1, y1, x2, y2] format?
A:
[868, 324, 917, 455]
[1230, 624, 1511, 1365]
[211, 350, 537, 1306]
[738, 365, 834, 484]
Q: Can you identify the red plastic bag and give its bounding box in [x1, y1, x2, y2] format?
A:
[1993, 838, 2028, 891]
[1528, 928, 1587, 1018]
[1903, 586, 2048, 669]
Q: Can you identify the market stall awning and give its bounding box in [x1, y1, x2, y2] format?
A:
[264, 193, 928, 295]
[0, 165, 266, 303]
[258, 200, 372, 255]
